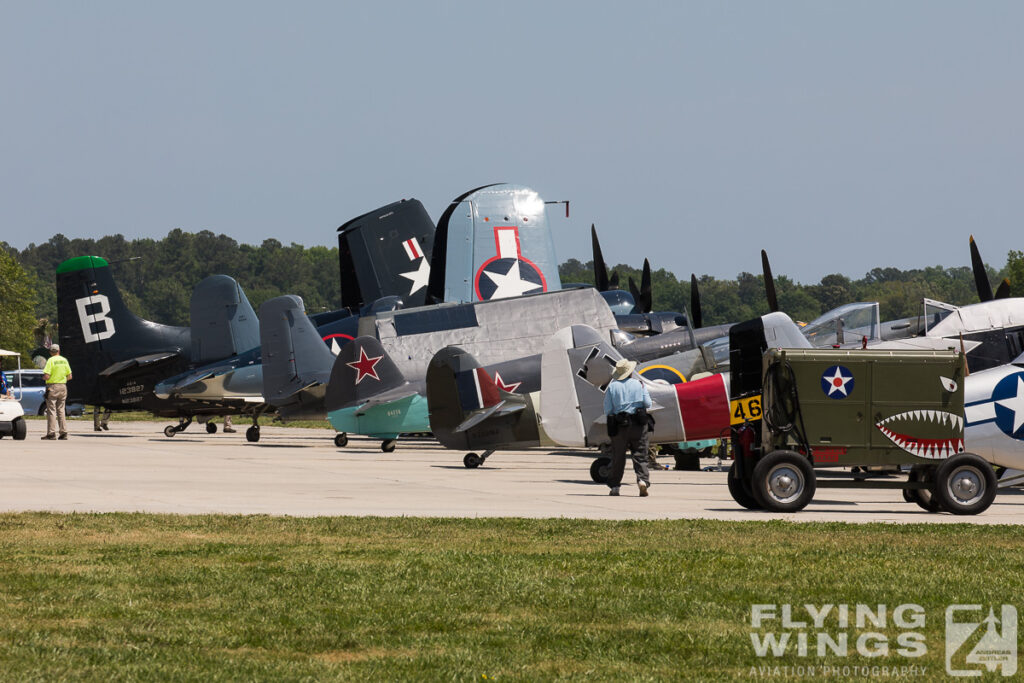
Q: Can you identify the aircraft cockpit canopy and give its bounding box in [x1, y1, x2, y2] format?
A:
[802, 302, 881, 348]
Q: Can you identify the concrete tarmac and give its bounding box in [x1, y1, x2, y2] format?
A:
[3, 420, 1023, 523]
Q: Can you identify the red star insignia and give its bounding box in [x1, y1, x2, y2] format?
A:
[493, 371, 521, 393]
[346, 347, 383, 384]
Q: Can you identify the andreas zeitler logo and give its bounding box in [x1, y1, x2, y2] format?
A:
[946, 604, 1017, 677]
[747, 603, 1018, 678]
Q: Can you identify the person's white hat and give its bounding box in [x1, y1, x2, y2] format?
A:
[611, 358, 637, 381]
[50, 344, 60, 353]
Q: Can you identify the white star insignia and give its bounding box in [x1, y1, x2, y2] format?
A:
[399, 258, 430, 296]
[484, 260, 542, 299]
[825, 367, 853, 397]
[996, 376, 1024, 434]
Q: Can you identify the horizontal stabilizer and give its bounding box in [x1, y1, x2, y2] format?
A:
[99, 352, 181, 377]
[455, 399, 526, 433]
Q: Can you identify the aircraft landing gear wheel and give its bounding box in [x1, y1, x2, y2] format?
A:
[727, 461, 761, 510]
[932, 453, 997, 515]
[206, 422, 217, 434]
[590, 456, 612, 484]
[751, 450, 816, 512]
[164, 425, 177, 438]
[464, 453, 483, 468]
[13, 418, 27, 440]
[246, 426, 260, 443]
[334, 433, 348, 448]
[381, 439, 396, 453]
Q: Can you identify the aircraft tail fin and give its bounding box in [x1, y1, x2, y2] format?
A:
[426, 345, 532, 450]
[338, 199, 435, 311]
[190, 275, 260, 363]
[324, 336, 409, 413]
[56, 255, 190, 404]
[427, 183, 562, 304]
[259, 295, 336, 415]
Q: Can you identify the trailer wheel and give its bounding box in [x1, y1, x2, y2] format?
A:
[932, 454, 997, 515]
[751, 451, 816, 512]
[727, 461, 760, 510]
[905, 467, 942, 512]
[590, 456, 612, 483]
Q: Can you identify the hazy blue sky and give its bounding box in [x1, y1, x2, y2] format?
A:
[2, 2, 1021, 282]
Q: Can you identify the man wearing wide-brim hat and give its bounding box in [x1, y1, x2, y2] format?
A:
[603, 358, 653, 496]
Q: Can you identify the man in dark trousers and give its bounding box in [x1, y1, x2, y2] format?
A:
[603, 358, 653, 496]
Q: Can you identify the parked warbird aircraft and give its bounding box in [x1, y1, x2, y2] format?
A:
[57, 255, 267, 437]
[322, 287, 619, 451]
[57, 198, 438, 441]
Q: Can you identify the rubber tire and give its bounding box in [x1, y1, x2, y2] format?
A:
[932, 453, 997, 515]
[381, 439, 396, 453]
[727, 461, 761, 510]
[751, 450, 816, 512]
[334, 433, 348, 447]
[38, 404, 46, 416]
[905, 467, 942, 512]
[590, 456, 612, 484]
[464, 453, 482, 468]
[246, 426, 260, 443]
[164, 425, 177, 438]
[206, 422, 217, 434]
[12, 417, 27, 440]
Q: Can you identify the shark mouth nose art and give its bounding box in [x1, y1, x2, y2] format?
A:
[876, 410, 965, 459]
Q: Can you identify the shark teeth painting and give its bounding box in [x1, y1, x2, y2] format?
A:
[876, 410, 965, 459]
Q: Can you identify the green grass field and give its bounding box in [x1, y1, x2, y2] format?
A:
[0, 514, 1018, 681]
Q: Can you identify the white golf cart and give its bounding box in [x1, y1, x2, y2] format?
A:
[0, 349, 28, 440]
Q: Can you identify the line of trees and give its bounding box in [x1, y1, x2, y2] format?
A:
[1, 230, 1019, 364]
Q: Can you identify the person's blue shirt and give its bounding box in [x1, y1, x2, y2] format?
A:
[604, 377, 652, 415]
[0, 371, 8, 396]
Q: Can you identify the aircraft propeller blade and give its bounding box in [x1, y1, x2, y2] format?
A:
[969, 235, 994, 302]
[628, 277, 641, 306]
[995, 278, 1012, 299]
[761, 249, 779, 313]
[690, 274, 703, 329]
[591, 224, 609, 291]
[639, 259, 653, 313]
[609, 271, 620, 289]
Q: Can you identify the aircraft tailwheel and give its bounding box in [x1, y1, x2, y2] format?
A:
[334, 432, 348, 447]
[381, 439, 396, 453]
[464, 453, 482, 468]
[246, 426, 260, 443]
[590, 456, 612, 483]
[164, 425, 177, 438]
[206, 422, 217, 434]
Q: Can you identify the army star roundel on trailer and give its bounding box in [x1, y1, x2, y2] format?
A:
[821, 365, 855, 399]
